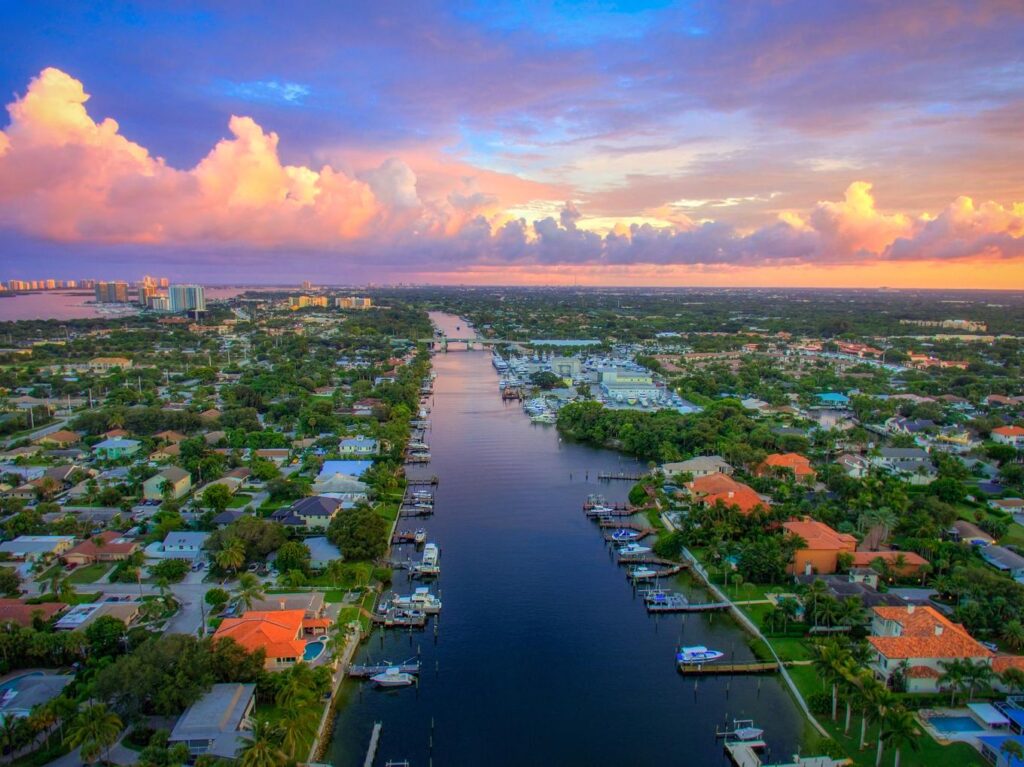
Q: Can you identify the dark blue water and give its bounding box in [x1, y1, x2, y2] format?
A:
[329, 312, 804, 766]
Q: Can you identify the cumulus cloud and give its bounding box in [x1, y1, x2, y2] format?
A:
[0, 68, 1022, 274]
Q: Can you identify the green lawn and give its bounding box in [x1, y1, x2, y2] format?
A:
[67, 562, 111, 584]
[788, 661, 984, 766]
[228, 493, 253, 508]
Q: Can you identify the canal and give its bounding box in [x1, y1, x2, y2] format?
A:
[328, 312, 805, 766]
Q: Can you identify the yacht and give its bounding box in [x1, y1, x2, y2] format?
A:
[413, 529, 427, 545]
[371, 667, 416, 687]
[610, 529, 641, 541]
[412, 543, 441, 577]
[628, 565, 658, 580]
[393, 587, 442, 614]
[617, 542, 651, 556]
[676, 646, 725, 665]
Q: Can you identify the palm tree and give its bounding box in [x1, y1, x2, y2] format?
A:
[277, 704, 317, 760]
[880, 705, 920, 767]
[802, 579, 831, 629]
[1001, 739, 1024, 766]
[851, 671, 887, 750]
[811, 640, 851, 721]
[234, 573, 265, 611]
[1004, 620, 1024, 652]
[962, 658, 995, 701]
[939, 658, 967, 706]
[28, 703, 57, 747]
[216, 540, 246, 575]
[65, 703, 122, 764]
[1001, 667, 1024, 695]
[238, 718, 287, 767]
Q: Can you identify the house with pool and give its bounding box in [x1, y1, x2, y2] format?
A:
[867, 605, 1024, 693]
[213, 609, 329, 669]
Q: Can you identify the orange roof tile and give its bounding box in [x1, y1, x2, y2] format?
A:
[994, 426, 1024, 437]
[906, 665, 941, 678]
[759, 453, 816, 476]
[868, 606, 990, 661]
[783, 519, 857, 552]
[214, 609, 305, 660]
[993, 656, 1024, 674]
[852, 551, 928, 568]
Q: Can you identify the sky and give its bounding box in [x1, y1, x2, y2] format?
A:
[0, 0, 1023, 288]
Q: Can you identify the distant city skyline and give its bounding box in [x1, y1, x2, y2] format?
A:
[1, 2, 1022, 288]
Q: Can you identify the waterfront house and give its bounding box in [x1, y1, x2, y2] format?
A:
[92, 438, 141, 459]
[868, 605, 992, 692]
[213, 610, 306, 670]
[143, 466, 192, 501]
[251, 592, 326, 620]
[686, 474, 766, 515]
[63, 531, 140, 566]
[782, 518, 856, 575]
[338, 435, 379, 457]
[54, 601, 140, 630]
[253, 448, 290, 465]
[168, 683, 255, 759]
[317, 460, 373, 481]
[870, 448, 936, 484]
[952, 520, 995, 546]
[661, 455, 733, 479]
[837, 453, 870, 478]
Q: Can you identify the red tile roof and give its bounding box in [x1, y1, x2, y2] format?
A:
[214, 610, 306, 660]
[783, 519, 856, 552]
[758, 453, 816, 477]
[868, 606, 990, 661]
[0, 599, 66, 626]
[994, 426, 1024, 437]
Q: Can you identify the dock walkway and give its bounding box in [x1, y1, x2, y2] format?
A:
[677, 661, 779, 675]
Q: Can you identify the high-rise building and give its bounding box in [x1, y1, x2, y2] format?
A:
[158, 277, 169, 288]
[168, 284, 206, 313]
[149, 295, 171, 312]
[138, 284, 157, 306]
[95, 281, 129, 303]
[301, 280, 314, 291]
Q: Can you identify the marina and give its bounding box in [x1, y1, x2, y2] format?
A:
[329, 312, 803, 766]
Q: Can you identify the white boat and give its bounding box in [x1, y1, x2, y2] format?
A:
[611, 529, 641, 541]
[531, 412, 557, 424]
[413, 543, 440, 576]
[413, 529, 427, 545]
[371, 667, 415, 687]
[733, 726, 765, 741]
[628, 565, 658, 580]
[617, 542, 651, 556]
[393, 587, 442, 614]
[676, 645, 725, 664]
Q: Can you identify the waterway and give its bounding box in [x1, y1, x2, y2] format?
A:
[0, 287, 248, 321]
[329, 311, 805, 766]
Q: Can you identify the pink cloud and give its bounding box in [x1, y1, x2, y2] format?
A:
[0, 68, 1022, 278]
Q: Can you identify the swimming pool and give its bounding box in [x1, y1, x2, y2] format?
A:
[303, 639, 326, 662]
[929, 715, 984, 734]
[0, 672, 43, 693]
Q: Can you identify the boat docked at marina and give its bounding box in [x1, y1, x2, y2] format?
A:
[392, 587, 442, 613]
[627, 565, 658, 581]
[616, 542, 651, 556]
[610, 528, 642, 541]
[411, 542, 440, 577]
[676, 645, 725, 665]
[413, 528, 427, 545]
[371, 667, 416, 687]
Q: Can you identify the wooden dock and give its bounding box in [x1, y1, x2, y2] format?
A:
[348, 661, 421, 678]
[628, 564, 687, 580]
[647, 598, 730, 613]
[585, 506, 635, 518]
[372, 609, 427, 628]
[677, 661, 779, 675]
[363, 722, 382, 767]
[406, 476, 439, 486]
[616, 554, 683, 567]
[597, 471, 646, 481]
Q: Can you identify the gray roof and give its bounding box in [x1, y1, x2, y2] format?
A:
[169, 683, 255, 758]
[306, 536, 342, 564]
[157, 466, 190, 483]
[879, 447, 930, 460]
[981, 545, 1024, 572]
[662, 456, 732, 474]
[290, 496, 341, 517]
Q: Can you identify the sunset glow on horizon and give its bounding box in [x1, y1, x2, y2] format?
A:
[1, 2, 1023, 287]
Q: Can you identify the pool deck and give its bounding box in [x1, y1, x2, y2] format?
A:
[918, 707, 997, 752]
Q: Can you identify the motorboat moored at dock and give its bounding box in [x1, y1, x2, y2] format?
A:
[371, 667, 416, 687]
[676, 645, 725, 665]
